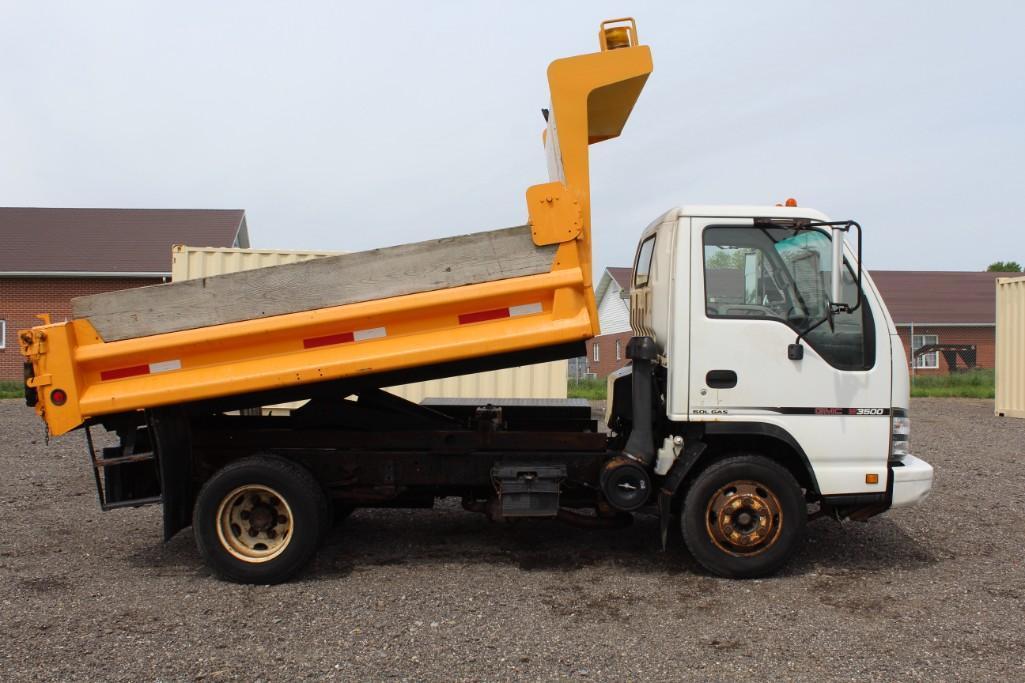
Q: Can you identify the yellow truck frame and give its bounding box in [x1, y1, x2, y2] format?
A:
[20, 19, 653, 438]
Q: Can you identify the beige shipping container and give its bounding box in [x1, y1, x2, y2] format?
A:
[171, 245, 568, 403]
[172, 244, 338, 280]
[996, 275, 1025, 417]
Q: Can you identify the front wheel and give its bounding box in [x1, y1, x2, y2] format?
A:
[193, 455, 328, 584]
[681, 455, 806, 579]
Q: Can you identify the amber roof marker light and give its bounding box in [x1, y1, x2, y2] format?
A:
[600, 18, 638, 51]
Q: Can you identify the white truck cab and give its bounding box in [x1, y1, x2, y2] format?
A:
[607, 205, 933, 576]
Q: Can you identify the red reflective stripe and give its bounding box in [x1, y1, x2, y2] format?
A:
[458, 308, 510, 324]
[303, 331, 355, 349]
[100, 364, 150, 381]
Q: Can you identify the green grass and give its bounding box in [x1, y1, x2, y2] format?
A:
[0, 381, 24, 399]
[910, 369, 994, 398]
[567, 377, 607, 400]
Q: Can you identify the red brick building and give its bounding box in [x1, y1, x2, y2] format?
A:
[871, 271, 1002, 375]
[583, 267, 633, 377]
[1, 208, 248, 380]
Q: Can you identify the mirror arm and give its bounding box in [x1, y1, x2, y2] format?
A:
[794, 312, 830, 347]
[784, 219, 863, 361]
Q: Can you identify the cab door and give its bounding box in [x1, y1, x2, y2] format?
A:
[687, 217, 892, 496]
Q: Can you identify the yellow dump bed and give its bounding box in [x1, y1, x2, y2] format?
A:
[21, 19, 653, 437]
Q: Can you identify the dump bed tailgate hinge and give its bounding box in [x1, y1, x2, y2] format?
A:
[527, 182, 583, 246]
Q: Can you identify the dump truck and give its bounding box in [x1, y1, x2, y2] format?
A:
[20, 18, 932, 583]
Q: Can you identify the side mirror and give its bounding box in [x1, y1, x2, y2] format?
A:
[829, 221, 862, 314]
[830, 226, 844, 308]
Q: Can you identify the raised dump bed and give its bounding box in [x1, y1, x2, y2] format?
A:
[21, 19, 653, 437]
[25, 226, 592, 437]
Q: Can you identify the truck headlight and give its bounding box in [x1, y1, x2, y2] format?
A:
[891, 409, 910, 458]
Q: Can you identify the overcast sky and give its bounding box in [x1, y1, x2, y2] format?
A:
[2, 2, 1022, 273]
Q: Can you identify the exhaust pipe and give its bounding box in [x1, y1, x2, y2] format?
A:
[600, 336, 658, 512]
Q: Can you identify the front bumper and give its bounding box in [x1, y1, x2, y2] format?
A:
[890, 454, 933, 507]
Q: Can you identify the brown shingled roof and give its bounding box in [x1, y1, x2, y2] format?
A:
[870, 270, 1002, 325]
[0, 208, 246, 274]
[607, 267, 632, 290]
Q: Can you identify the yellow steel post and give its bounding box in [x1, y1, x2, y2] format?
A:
[526, 18, 652, 335]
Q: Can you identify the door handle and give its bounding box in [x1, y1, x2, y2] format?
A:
[706, 370, 737, 389]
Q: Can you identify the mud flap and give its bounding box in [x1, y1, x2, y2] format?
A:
[658, 441, 707, 550]
[148, 407, 192, 541]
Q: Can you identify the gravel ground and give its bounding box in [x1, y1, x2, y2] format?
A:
[2, 397, 1023, 682]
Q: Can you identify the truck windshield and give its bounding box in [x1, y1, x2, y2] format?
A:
[703, 225, 874, 371]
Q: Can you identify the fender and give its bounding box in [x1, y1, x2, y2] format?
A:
[701, 421, 821, 495]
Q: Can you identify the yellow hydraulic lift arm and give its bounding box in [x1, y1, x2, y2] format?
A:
[528, 18, 652, 334]
[21, 19, 653, 437]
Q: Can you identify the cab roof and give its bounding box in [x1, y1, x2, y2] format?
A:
[669, 205, 832, 221]
[639, 205, 834, 241]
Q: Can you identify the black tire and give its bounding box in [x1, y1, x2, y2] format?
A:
[681, 454, 806, 579]
[193, 455, 328, 584]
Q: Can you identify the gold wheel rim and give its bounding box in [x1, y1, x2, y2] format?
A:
[705, 479, 783, 557]
[215, 484, 294, 563]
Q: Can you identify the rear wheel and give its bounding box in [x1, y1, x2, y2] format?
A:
[681, 455, 806, 579]
[193, 455, 327, 584]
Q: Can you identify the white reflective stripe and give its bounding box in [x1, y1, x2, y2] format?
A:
[354, 326, 387, 342]
[509, 303, 543, 317]
[149, 360, 182, 374]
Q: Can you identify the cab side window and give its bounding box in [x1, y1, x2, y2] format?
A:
[703, 226, 874, 371]
[634, 236, 656, 287]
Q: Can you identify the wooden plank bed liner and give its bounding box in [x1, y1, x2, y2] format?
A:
[73, 225, 557, 342]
